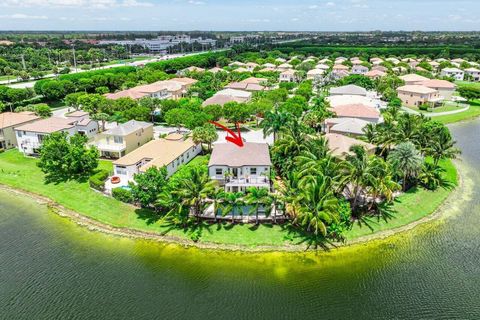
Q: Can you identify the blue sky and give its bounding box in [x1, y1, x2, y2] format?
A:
[0, 0, 479, 31]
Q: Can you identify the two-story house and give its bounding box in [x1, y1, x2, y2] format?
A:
[111, 133, 201, 187]
[465, 68, 480, 81]
[397, 85, 443, 108]
[94, 120, 153, 159]
[440, 68, 465, 81]
[0, 112, 40, 150]
[15, 116, 98, 155]
[208, 142, 272, 193]
[279, 69, 298, 82]
[351, 64, 369, 75]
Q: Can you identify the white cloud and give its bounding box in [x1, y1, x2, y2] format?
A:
[326, 2, 335, 7]
[188, 0, 205, 5]
[0, 13, 48, 19]
[0, 0, 153, 8]
[291, 17, 299, 21]
[308, 5, 319, 9]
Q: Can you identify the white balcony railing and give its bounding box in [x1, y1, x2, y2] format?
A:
[96, 143, 126, 152]
[225, 176, 270, 186]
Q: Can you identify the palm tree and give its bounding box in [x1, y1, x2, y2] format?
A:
[419, 162, 454, 190]
[426, 129, 460, 166]
[340, 145, 374, 211]
[260, 108, 291, 142]
[388, 142, 424, 191]
[221, 192, 244, 224]
[245, 187, 272, 224]
[295, 174, 340, 238]
[209, 187, 225, 222]
[174, 167, 217, 222]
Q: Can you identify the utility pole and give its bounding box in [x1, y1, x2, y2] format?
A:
[72, 44, 77, 72]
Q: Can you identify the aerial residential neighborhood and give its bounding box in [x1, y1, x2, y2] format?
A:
[1, 3, 480, 316]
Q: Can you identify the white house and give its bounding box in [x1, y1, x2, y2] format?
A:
[441, 68, 465, 81]
[279, 69, 298, 82]
[208, 142, 271, 193]
[306, 68, 325, 80]
[351, 64, 368, 74]
[465, 68, 480, 81]
[15, 116, 98, 155]
[112, 133, 201, 185]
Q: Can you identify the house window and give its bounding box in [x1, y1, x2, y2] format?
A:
[38, 135, 46, 143]
[17, 131, 22, 138]
[113, 136, 123, 144]
[250, 168, 257, 175]
[215, 168, 222, 175]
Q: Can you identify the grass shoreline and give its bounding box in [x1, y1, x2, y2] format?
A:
[0, 149, 459, 251]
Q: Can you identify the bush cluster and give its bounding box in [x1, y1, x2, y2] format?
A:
[112, 187, 134, 204]
[89, 169, 110, 191]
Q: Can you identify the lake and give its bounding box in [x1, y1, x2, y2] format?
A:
[0, 120, 479, 319]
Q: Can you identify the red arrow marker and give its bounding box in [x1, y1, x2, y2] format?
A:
[209, 121, 244, 147]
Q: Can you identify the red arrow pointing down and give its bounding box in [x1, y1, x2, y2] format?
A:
[208, 121, 244, 147]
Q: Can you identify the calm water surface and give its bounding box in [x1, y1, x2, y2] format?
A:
[1, 120, 480, 320]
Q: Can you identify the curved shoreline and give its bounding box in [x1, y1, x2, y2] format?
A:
[0, 158, 465, 253]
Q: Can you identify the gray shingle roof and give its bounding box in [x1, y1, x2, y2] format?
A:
[104, 120, 152, 136]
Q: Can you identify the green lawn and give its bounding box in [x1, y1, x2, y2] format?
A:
[407, 103, 465, 114]
[0, 150, 457, 248]
[345, 158, 457, 239]
[455, 81, 480, 89]
[434, 100, 480, 124]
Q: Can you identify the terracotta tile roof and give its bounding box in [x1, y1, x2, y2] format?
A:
[209, 142, 271, 167]
[331, 103, 380, 119]
[397, 85, 438, 95]
[240, 77, 268, 84]
[202, 95, 248, 106]
[365, 70, 386, 78]
[105, 90, 149, 100]
[66, 111, 89, 117]
[14, 117, 76, 134]
[415, 79, 456, 89]
[0, 112, 40, 129]
[325, 133, 375, 158]
[399, 74, 429, 82]
[114, 135, 197, 169]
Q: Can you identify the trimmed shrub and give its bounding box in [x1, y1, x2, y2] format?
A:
[89, 169, 109, 191]
[112, 187, 134, 204]
[419, 104, 429, 111]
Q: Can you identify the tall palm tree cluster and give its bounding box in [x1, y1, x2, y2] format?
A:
[261, 102, 459, 243]
[152, 166, 276, 233]
[364, 106, 460, 190]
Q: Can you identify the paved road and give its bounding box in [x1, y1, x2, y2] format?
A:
[1, 49, 226, 88]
